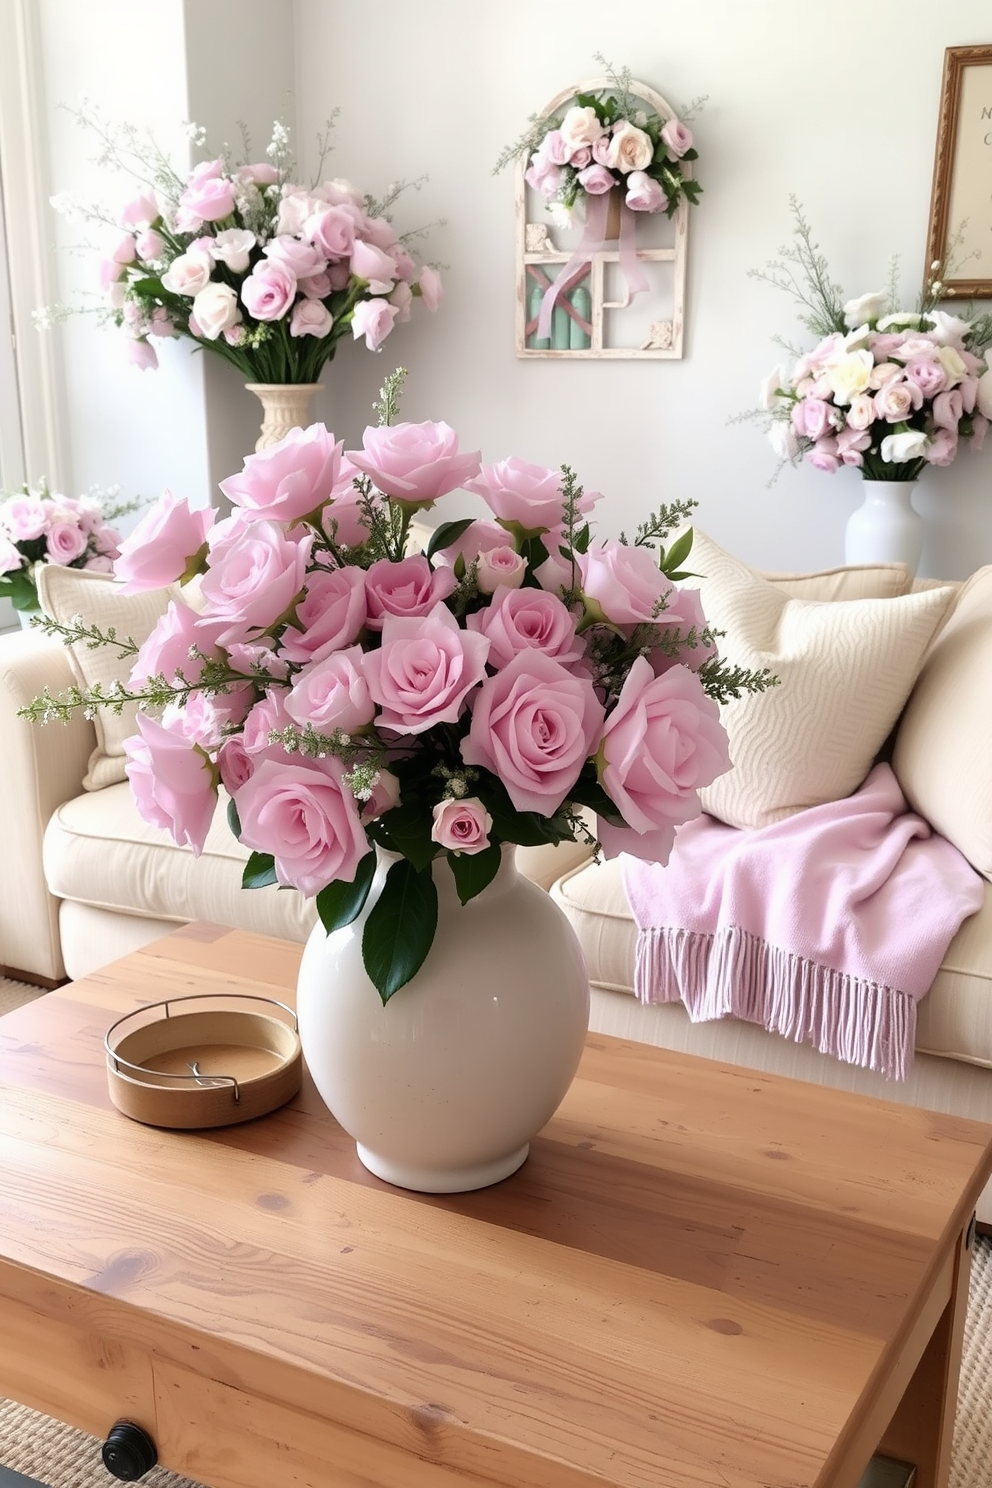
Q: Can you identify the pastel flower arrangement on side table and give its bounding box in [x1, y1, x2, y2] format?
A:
[0, 482, 144, 616]
[40, 109, 442, 380]
[22, 372, 774, 1002]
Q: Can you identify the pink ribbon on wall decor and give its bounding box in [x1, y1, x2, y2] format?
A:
[536, 191, 651, 343]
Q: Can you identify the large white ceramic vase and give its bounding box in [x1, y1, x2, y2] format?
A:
[296, 847, 591, 1193]
[844, 480, 923, 574]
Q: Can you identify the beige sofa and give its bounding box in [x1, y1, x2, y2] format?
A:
[2, 539, 992, 1215]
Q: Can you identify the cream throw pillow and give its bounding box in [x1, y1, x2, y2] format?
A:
[893, 565, 992, 880]
[687, 531, 955, 829]
[36, 567, 172, 791]
[757, 561, 912, 601]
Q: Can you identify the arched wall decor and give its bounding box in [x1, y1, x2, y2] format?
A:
[515, 76, 692, 360]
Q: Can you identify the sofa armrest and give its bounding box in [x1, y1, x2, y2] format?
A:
[0, 630, 97, 981]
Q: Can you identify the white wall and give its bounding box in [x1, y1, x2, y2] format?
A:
[294, 0, 992, 579]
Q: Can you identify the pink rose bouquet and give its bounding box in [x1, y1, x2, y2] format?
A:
[0, 480, 145, 614]
[752, 200, 992, 481]
[41, 108, 442, 383]
[24, 372, 773, 1001]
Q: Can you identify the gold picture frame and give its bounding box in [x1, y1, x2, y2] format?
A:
[925, 44, 992, 299]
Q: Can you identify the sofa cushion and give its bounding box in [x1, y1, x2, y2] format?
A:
[550, 854, 992, 1068]
[893, 565, 992, 880]
[36, 567, 171, 791]
[687, 531, 955, 829]
[757, 561, 912, 601]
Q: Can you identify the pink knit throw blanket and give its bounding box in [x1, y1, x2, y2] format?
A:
[622, 763, 984, 1080]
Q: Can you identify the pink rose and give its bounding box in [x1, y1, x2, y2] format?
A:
[569, 146, 592, 169]
[237, 162, 281, 186]
[464, 457, 566, 533]
[524, 156, 564, 198]
[363, 554, 457, 629]
[278, 564, 367, 664]
[219, 424, 344, 523]
[218, 736, 255, 794]
[389, 280, 413, 323]
[360, 768, 401, 823]
[806, 435, 840, 473]
[264, 236, 325, 278]
[179, 173, 236, 223]
[320, 456, 367, 546]
[120, 192, 159, 229]
[83, 554, 114, 573]
[242, 689, 294, 755]
[111, 233, 137, 265]
[905, 358, 948, 399]
[350, 240, 398, 293]
[161, 250, 213, 297]
[595, 658, 729, 863]
[791, 397, 834, 441]
[846, 393, 876, 431]
[290, 298, 333, 337]
[541, 130, 571, 166]
[0, 535, 21, 574]
[933, 388, 964, 431]
[874, 378, 923, 422]
[347, 420, 482, 509]
[351, 297, 399, 351]
[466, 587, 585, 670]
[580, 541, 675, 625]
[240, 261, 297, 321]
[625, 171, 668, 213]
[125, 337, 158, 371]
[430, 518, 510, 568]
[233, 755, 368, 897]
[415, 264, 443, 311]
[123, 712, 218, 856]
[365, 602, 490, 735]
[198, 519, 312, 641]
[362, 214, 399, 251]
[576, 163, 615, 195]
[431, 797, 493, 856]
[135, 229, 166, 261]
[660, 118, 693, 158]
[306, 203, 358, 260]
[476, 546, 528, 594]
[43, 521, 88, 564]
[925, 427, 959, 465]
[114, 490, 215, 593]
[162, 687, 252, 751]
[461, 650, 605, 816]
[285, 646, 375, 734]
[300, 271, 332, 299]
[2, 496, 46, 541]
[836, 425, 871, 467]
[129, 603, 228, 689]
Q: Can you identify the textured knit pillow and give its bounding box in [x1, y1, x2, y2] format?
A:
[892, 565, 992, 880]
[687, 531, 955, 829]
[36, 567, 172, 791]
[757, 562, 912, 601]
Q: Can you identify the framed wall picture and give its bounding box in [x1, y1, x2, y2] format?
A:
[925, 44, 992, 298]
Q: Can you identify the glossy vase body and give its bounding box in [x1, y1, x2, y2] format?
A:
[844, 480, 923, 574]
[245, 382, 321, 451]
[296, 848, 591, 1193]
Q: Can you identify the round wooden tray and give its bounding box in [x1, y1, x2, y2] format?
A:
[105, 994, 302, 1129]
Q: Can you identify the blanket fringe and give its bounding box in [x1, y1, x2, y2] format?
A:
[635, 924, 916, 1081]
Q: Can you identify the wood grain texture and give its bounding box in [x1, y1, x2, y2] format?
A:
[1, 922, 991, 1488]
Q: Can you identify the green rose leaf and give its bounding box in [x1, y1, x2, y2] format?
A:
[242, 851, 278, 889]
[315, 850, 377, 934]
[362, 858, 438, 1004]
[227, 797, 242, 840]
[448, 842, 502, 905]
[427, 518, 475, 561]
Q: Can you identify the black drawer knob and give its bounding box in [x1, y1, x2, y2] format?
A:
[101, 1420, 158, 1481]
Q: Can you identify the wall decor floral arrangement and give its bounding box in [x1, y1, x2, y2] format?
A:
[495, 59, 704, 359]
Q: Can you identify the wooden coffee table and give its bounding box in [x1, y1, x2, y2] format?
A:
[1, 921, 990, 1488]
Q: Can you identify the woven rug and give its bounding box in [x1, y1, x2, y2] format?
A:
[1, 972, 991, 1487]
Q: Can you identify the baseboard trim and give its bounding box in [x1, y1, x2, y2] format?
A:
[0, 966, 67, 991]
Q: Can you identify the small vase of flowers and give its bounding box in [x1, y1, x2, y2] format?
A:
[0, 481, 143, 619]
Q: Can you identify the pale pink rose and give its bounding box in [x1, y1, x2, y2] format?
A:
[846, 393, 876, 430]
[360, 768, 402, 823]
[320, 177, 364, 208]
[466, 586, 584, 669]
[605, 122, 653, 173]
[135, 229, 166, 261]
[191, 282, 241, 340]
[320, 456, 367, 547]
[275, 189, 315, 237]
[416, 264, 443, 311]
[350, 240, 398, 294]
[933, 388, 964, 431]
[219, 424, 344, 523]
[390, 245, 417, 283]
[365, 602, 490, 735]
[476, 546, 528, 594]
[660, 117, 693, 158]
[224, 324, 247, 346]
[44, 522, 87, 564]
[264, 235, 326, 278]
[120, 192, 159, 229]
[161, 249, 213, 297]
[210, 229, 256, 273]
[111, 233, 137, 265]
[233, 755, 368, 897]
[348, 421, 482, 508]
[558, 106, 607, 151]
[225, 636, 288, 680]
[541, 130, 571, 166]
[125, 337, 158, 371]
[524, 155, 564, 197]
[389, 280, 413, 323]
[596, 658, 729, 862]
[592, 134, 613, 166]
[925, 428, 959, 465]
[905, 358, 948, 399]
[0, 535, 21, 574]
[363, 554, 458, 630]
[278, 564, 367, 664]
[874, 378, 923, 422]
[791, 397, 834, 441]
[569, 146, 592, 169]
[806, 435, 840, 473]
[240, 260, 297, 321]
[462, 650, 604, 816]
[580, 541, 674, 626]
[218, 736, 255, 795]
[836, 425, 871, 466]
[179, 173, 236, 223]
[351, 297, 399, 351]
[83, 554, 114, 573]
[237, 162, 281, 186]
[2, 496, 46, 542]
[129, 604, 228, 689]
[533, 548, 574, 595]
[577, 163, 615, 195]
[430, 518, 509, 568]
[100, 258, 126, 289]
[197, 520, 312, 640]
[300, 271, 332, 299]
[960, 375, 979, 415]
[464, 457, 565, 533]
[115, 490, 215, 593]
[625, 171, 668, 213]
[241, 689, 294, 755]
[327, 260, 352, 290]
[285, 646, 375, 734]
[305, 203, 358, 259]
[869, 361, 903, 389]
[123, 712, 218, 856]
[148, 306, 179, 338]
[431, 797, 493, 855]
[362, 214, 399, 251]
[290, 298, 333, 337]
[162, 686, 252, 751]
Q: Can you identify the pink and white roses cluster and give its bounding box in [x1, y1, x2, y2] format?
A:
[0, 481, 143, 614]
[49, 112, 441, 381]
[28, 386, 771, 999]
